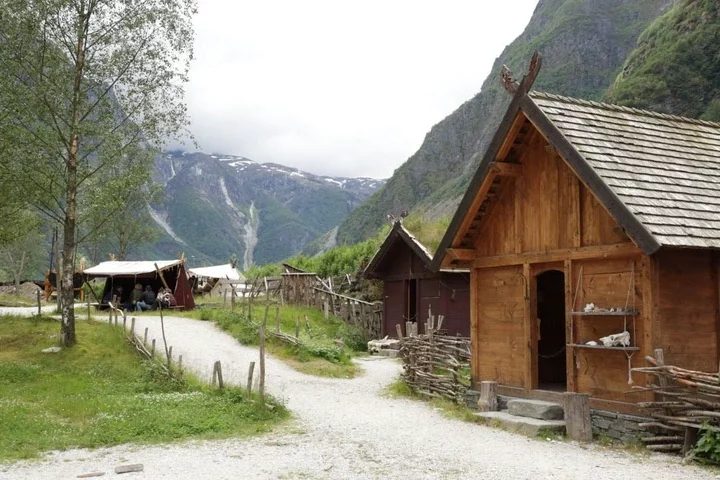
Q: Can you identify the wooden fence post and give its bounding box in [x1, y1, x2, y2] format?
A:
[259, 305, 268, 405]
[477, 381, 498, 412]
[396, 324, 404, 339]
[37, 289, 42, 316]
[178, 355, 183, 374]
[223, 290, 227, 308]
[295, 316, 300, 339]
[151, 339, 156, 356]
[167, 346, 173, 368]
[275, 305, 280, 333]
[212, 360, 224, 389]
[122, 313, 127, 330]
[143, 327, 148, 344]
[324, 300, 329, 322]
[130, 317, 136, 336]
[86, 289, 90, 321]
[247, 361, 256, 393]
[564, 392, 592, 442]
[231, 284, 236, 312]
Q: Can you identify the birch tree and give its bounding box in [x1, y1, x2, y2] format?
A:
[0, 0, 196, 346]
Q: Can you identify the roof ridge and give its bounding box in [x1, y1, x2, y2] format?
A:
[530, 91, 720, 129]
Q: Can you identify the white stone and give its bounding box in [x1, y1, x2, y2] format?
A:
[42, 346, 62, 353]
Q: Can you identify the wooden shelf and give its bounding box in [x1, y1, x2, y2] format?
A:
[568, 343, 640, 352]
[569, 310, 638, 316]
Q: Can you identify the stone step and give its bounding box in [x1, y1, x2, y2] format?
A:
[474, 410, 566, 437]
[507, 398, 564, 420]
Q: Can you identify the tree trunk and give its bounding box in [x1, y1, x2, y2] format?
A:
[61, 7, 88, 348]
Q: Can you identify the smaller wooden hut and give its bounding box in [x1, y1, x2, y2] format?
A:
[364, 221, 470, 337]
[83, 260, 195, 310]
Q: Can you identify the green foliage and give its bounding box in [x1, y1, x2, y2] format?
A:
[0, 315, 287, 461]
[202, 304, 364, 378]
[401, 215, 452, 255]
[606, 0, 720, 119]
[694, 425, 720, 463]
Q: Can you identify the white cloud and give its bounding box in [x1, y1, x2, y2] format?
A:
[183, 0, 538, 178]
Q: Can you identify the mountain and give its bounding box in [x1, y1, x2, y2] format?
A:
[141, 152, 384, 268]
[606, 0, 720, 121]
[335, 0, 677, 245]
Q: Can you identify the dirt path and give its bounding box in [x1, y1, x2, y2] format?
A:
[2, 316, 715, 479]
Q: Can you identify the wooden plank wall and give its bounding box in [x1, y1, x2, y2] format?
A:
[656, 249, 718, 372]
[474, 131, 628, 257]
[570, 256, 648, 401]
[474, 265, 527, 387]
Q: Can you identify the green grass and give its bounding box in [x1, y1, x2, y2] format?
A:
[197, 304, 364, 379]
[0, 294, 39, 307]
[0, 315, 288, 462]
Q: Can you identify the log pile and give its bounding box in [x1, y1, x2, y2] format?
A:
[632, 354, 718, 454]
[399, 333, 471, 404]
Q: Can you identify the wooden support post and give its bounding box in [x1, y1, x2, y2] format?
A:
[86, 288, 90, 321]
[151, 339, 156, 356]
[683, 427, 699, 457]
[564, 392, 592, 442]
[231, 284, 236, 312]
[223, 290, 227, 308]
[396, 324, 404, 339]
[130, 317, 136, 336]
[122, 313, 127, 330]
[477, 381, 498, 412]
[212, 360, 224, 389]
[295, 316, 300, 339]
[275, 305, 280, 333]
[167, 346, 173, 367]
[259, 305, 268, 405]
[178, 355, 183, 374]
[247, 361, 255, 393]
[324, 300, 329, 322]
[108, 310, 112, 324]
[143, 327, 148, 344]
[36, 289, 42, 316]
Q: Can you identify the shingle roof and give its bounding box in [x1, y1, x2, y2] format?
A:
[531, 91, 720, 249]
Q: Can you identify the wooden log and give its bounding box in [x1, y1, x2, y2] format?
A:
[247, 361, 256, 393]
[259, 305, 268, 405]
[477, 381, 498, 412]
[115, 464, 143, 474]
[683, 427, 699, 456]
[640, 436, 684, 442]
[646, 444, 683, 452]
[564, 392, 592, 442]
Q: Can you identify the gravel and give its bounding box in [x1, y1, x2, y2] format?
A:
[2, 315, 716, 480]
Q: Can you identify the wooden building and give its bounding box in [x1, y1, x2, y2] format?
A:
[432, 85, 720, 412]
[365, 221, 470, 337]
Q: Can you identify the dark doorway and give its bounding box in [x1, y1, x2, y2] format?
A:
[536, 270, 567, 390]
[406, 279, 418, 324]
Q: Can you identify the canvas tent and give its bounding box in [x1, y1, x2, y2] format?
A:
[83, 260, 195, 310]
[188, 264, 246, 297]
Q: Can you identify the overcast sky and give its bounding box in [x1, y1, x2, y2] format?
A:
[183, 0, 538, 179]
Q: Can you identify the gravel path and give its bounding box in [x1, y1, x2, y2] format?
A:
[2, 315, 716, 480]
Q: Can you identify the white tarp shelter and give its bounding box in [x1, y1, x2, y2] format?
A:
[188, 264, 247, 297]
[84, 260, 182, 277]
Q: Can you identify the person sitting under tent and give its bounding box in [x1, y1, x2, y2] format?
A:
[103, 285, 123, 307]
[136, 285, 156, 311]
[128, 283, 143, 311]
[154, 287, 177, 310]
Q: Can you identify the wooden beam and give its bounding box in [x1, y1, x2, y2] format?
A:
[452, 173, 497, 248]
[470, 268, 479, 389]
[490, 161, 523, 177]
[496, 113, 528, 161]
[523, 263, 533, 390]
[564, 259, 576, 393]
[473, 242, 641, 269]
[446, 248, 476, 262]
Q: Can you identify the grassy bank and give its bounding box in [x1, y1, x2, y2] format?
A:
[200, 304, 365, 378]
[0, 315, 288, 462]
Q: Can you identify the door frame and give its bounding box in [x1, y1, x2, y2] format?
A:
[528, 262, 566, 390]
